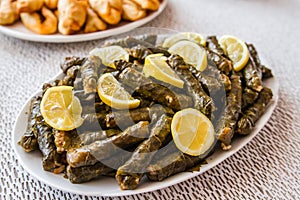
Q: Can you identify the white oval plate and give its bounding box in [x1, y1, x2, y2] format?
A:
[12, 33, 279, 196]
[0, 0, 167, 43]
[12, 73, 279, 197]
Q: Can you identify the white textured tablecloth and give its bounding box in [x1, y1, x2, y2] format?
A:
[1, 0, 300, 199]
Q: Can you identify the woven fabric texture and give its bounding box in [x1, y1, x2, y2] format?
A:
[1, 0, 300, 199]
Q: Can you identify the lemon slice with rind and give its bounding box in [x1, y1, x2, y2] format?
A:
[97, 73, 140, 109]
[168, 40, 208, 71]
[89, 46, 129, 69]
[162, 32, 206, 48]
[171, 108, 215, 156]
[143, 54, 184, 88]
[40, 86, 84, 131]
[218, 35, 250, 72]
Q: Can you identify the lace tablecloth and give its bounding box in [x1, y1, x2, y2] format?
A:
[1, 0, 300, 199]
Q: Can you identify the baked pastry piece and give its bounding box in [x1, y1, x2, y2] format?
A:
[84, 7, 107, 33]
[58, 0, 88, 35]
[17, 0, 44, 13]
[131, 0, 160, 11]
[20, 6, 57, 34]
[122, 0, 146, 21]
[44, 0, 58, 9]
[0, 0, 19, 25]
[89, 0, 122, 25]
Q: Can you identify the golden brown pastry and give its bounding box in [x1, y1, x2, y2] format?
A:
[58, 0, 88, 35]
[0, 0, 19, 25]
[122, 0, 146, 21]
[88, 0, 122, 25]
[17, 0, 44, 13]
[131, 0, 160, 11]
[20, 6, 57, 34]
[84, 7, 107, 33]
[44, 0, 58, 10]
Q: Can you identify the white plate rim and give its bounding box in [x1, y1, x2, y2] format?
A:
[12, 58, 279, 197]
[0, 0, 167, 43]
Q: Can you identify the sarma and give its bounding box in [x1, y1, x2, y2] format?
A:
[116, 115, 172, 190]
[237, 87, 273, 135]
[262, 65, 273, 79]
[242, 44, 263, 92]
[53, 129, 121, 153]
[18, 97, 41, 152]
[206, 48, 233, 75]
[37, 121, 65, 173]
[242, 87, 259, 109]
[105, 106, 174, 129]
[77, 129, 121, 145]
[217, 74, 242, 150]
[81, 101, 111, 114]
[80, 112, 108, 131]
[136, 83, 193, 111]
[54, 129, 77, 153]
[60, 56, 85, 73]
[66, 162, 114, 184]
[42, 80, 60, 94]
[80, 55, 101, 94]
[206, 36, 227, 57]
[104, 36, 155, 48]
[66, 121, 149, 168]
[59, 65, 80, 86]
[247, 44, 271, 80]
[167, 54, 213, 117]
[128, 45, 153, 62]
[146, 151, 202, 181]
[66, 152, 131, 183]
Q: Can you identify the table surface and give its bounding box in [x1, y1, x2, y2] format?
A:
[1, 0, 300, 199]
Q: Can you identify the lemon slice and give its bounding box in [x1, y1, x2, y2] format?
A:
[171, 108, 215, 156]
[40, 86, 84, 131]
[97, 73, 140, 109]
[89, 46, 129, 68]
[218, 35, 250, 72]
[162, 32, 206, 48]
[143, 54, 184, 88]
[168, 40, 208, 71]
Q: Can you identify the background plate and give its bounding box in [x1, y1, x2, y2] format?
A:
[0, 0, 167, 43]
